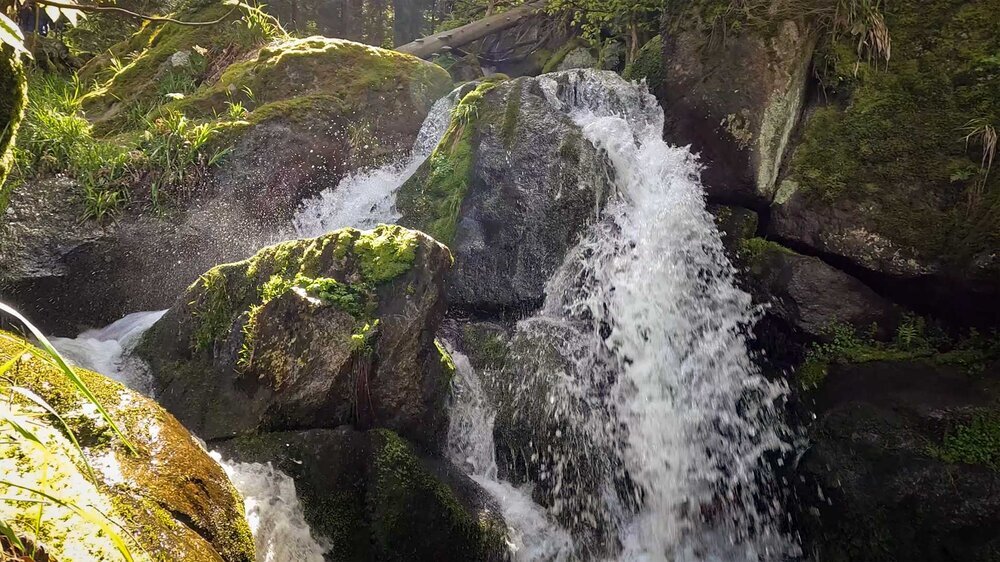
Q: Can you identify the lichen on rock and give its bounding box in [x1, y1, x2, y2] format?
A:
[0, 331, 254, 562]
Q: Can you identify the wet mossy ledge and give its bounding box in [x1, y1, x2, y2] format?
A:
[137, 224, 456, 446]
[0, 331, 255, 562]
[774, 0, 1000, 286]
[0, 46, 27, 214]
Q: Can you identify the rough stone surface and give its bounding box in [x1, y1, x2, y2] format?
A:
[399, 76, 613, 315]
[0, 45, 26, 214]
[796, 359, 1000, 562]
[0, 331, 255, 562]
[738, 238, 898, 337]
[659, 11, 815, 207]
[138, 226, 455, 448]
[215, 427, 509, 562]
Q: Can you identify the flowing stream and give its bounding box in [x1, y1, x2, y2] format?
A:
[47, 70, 796, 561]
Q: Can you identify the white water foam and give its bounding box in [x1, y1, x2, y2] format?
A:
[467, 70, 798, 561]
[214, 455, 331, 562]
[291, 92, 460, 236]
[51, 310, 167, 391]
[445, 344, 575, 561]
[50, 315, 330, 562]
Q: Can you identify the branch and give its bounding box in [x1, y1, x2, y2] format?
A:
[34, 0, 240, 26]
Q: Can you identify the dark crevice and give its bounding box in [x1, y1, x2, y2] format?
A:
[767, 233, 1000, 329]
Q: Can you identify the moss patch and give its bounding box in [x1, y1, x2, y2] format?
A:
[786, 0, 1000, 275]
[397, 79, 505, 245]
[0, 331, 255, 562]
[623, 35, 665, 90]
[929, 413, 1000, 471]
[0, 47, 27, 214]
[369, 429, 507, 560]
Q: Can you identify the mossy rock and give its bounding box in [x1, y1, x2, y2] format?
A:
[623, 35, 664, 90]
[0, 331, 254, 562]
[217, 427, 509, 561]
[0, 46, 27, 214]
[138, 225, 456, 447]
[773, 0, 1000, 300]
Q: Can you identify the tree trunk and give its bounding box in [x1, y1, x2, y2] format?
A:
[392, 0, 425, 46]
[396, 0, 547, 59]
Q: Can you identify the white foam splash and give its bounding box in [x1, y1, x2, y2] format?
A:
[292, 92, 460, 237]
[214, 455, 331, 562]
[445, 344, 574, 561]
[51, 310, 167, 391]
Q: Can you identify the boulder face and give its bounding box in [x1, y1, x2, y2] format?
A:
[398, 76, 613, 314]
[659, 5, 816, 207]
[0, 45, 27, 214]
[0, 331, 255, 562]
[769, 0, 1000, 323]
[796, 359, 1000, 562]
[138, 225, 455, 448]
[216, 427, 508, 562]
[738, 237, 898, 337]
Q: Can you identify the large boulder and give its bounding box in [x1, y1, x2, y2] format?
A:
[0, 45, 27, 214]
[796, 359, 1000, 561]
[138, 225, 455, 448]
[0, 330, 255, 561]
[658, 4, 816, 207]
[3, 28, 451, 334]
[215, 427, 509, 561]
[737, 237, 898, 337]
[769, 0, 1000, 324]
[397, 75, 613, 314]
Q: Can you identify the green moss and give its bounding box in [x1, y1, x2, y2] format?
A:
[190, 266, 243, 352]
[786, 0, 1000, 274]
[930, 413, 1000, 470]
[0, 47, 27, 213]
[739, 237, 796, 266]
[436, 340, 457, 381]
[623, 35, 665, 90]
[354, 224, 420, 284]
[370, 430, 507, 560]
[798, 318, 1000, 390]
[541, 39, 587, 74]
[462, 324, 509, 372]
[397, 80, 504, 245]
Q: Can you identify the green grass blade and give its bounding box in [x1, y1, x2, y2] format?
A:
[0, 518, 26, 553]
[10, 386, 98, 484]
[0, 302, 137, 455]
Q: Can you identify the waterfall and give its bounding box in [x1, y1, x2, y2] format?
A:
[479, 69, 797, 560]
[51, 315, 331, 562]
[291, 91, 460, 236]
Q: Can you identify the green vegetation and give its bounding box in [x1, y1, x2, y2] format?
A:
[370, 429, 507, 559]
[799, 316, 1000, 390]
[0, 43, 27, 213]
[0, 304, 136, 561]
[397, 79, 503, 244]
[623, 34, 664, 89]
[786, 0, 999, 274]
[929, 413, 1000, 471]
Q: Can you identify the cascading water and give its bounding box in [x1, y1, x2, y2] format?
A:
[291, 91, 460, 236]
[470, 69, 797, 561]
[50, 314, 331, 562]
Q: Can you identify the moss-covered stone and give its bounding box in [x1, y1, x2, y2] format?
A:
[623, 35, 664, 90]
[776, 0, 1000, 280]
[0, 46, 27, 214]
[397, 79, 505, 245]
[369, 429, 508, 561]
[0, 331, 254, 562]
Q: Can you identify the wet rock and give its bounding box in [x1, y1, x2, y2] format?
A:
[659, 6, 816, 207]
[796, 359, 1000, 562]
[737, 237, 897, 337]
[398, 75, 613, 315]
[138, 225, 455, 448]
[556, 47, 597, 71]
[0, 331, 255, 562]
[215, 427, 509, 562]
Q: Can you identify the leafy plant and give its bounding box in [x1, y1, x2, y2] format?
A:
[234, 1, 287, 47]
[140, 109, 230, 207]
